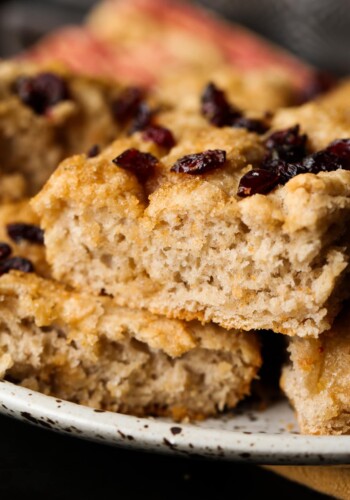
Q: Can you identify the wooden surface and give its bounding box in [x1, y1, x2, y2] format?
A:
[0, 414, 330, 499]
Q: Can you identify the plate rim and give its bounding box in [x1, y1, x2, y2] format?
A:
[1, 380, 350, 465]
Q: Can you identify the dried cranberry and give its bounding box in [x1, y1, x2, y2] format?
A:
[201, 82, 241, 127]
[15, 72, 69, 115]
[270, 159, 306, 184]
[240, 133, 350, 197]
[171, 149, 226, 175]
[264, 125, 308, 163]
[142, 125, 175, 149]
[232, 116, 268, 135]
[300, 150, 336, 174]
[325, 139, 350, 168]
[0, 257, 34, 276]
[0, 243, 11, 260]
[201, 82, 271, 134]
[129, 102, 154, 134]
[112, 87, 144, 124]
[113, 148, 158, 181]
[298, 71, 337, 104]
[87, 144, 100, 158]
[7, 223, 44, 245]
[299, 143, 350, 174]
[237, 169, 280, 197]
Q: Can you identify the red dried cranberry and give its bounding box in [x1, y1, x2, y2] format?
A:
[201, 82, 241, 127]
[240, 134, 350, 197]
[303, 138, 350, 174]
[300, 150, 335, 173]
[171, 149, 226, 175]
[264, 125, 308, 163]
[325, 139, 350, 168]
[237, 169, 280, 197]
[87, 144, 100, 158]
[201, 82, 271, 134]
[112, 87, 144, 124]
[298, 71, 338, 104]
[0, 257, 34, 276]
[15, 72, 69, 115]
[7, 223, 44, 245]
[269, 159, 306, 184]
[113, 148, 158, 182]
[142, 125, 175, 149]
[233, 117, 268, 135]
[300, 144, 350, 174]
[0, 243, 11, 260]
[128, 102, 154, 134]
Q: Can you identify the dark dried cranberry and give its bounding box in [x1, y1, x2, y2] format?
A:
[129, 102, 154, 134]
[7, 223, 44, 245]
[264, 125, 308, 163]
[237, 169, 280, 197]
[298, 71, 338, 104]
[201, 82, 241, 127]
[112, 87, 144, 124]
[241, 135, 350, 196]
[325, 139, 350, 167]
[0, 242, 11, 260]
[142, 125, 175, 149]
[171, 149, 226, 175]
[270, 159, 305, 184]
[0, 257, 34, 276]
[15, 72, 69, 115]
[113, 148, 158, 182]
[300, 150, 336, 174]
[300, 142, 350, 174]
[87, 144, 100, 158]
[232, 116, 268, 135]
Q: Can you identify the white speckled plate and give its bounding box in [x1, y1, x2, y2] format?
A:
[0, 380, 349, 464]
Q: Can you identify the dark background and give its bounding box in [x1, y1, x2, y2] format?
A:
[0, 1, 345, 498]
[0, 413, 331, 499]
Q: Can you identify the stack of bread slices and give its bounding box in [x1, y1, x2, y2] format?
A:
[0, 0, 350, 435]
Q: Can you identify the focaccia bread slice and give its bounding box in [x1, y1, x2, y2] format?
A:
[33, 123, 350, 337]
[281, 306, 350, 435]
[0, 272, 261, 420]
[0, 61, 124, 195]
